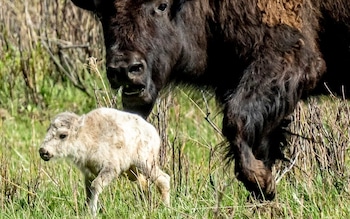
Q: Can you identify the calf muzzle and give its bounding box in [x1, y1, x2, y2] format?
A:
[39, 148, 52, 161]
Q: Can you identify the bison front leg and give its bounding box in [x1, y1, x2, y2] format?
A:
[221, 55, 308, 200]
[223, 125, 277, 200]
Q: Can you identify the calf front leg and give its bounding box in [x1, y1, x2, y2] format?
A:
[84, 175, 94, 206]
[88, 168, 117, 216]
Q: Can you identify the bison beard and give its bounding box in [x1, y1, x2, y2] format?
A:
[70, 0, 350, 200]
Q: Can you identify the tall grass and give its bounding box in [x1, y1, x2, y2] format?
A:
[1, 0, 350, 218]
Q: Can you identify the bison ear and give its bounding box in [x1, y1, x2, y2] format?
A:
[71, 0, 96, 11]
[171, 0, 189, 17]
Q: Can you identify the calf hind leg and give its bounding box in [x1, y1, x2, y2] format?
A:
[126, 165, 150, 201]
[140, 162, 170, 206]
[126, 165, 149, 192]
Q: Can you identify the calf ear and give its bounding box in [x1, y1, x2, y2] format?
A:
[75, 115, 86, 132]
[71, 0, 96, 11]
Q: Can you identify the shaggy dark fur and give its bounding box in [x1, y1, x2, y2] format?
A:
[70, 0, 350, 200]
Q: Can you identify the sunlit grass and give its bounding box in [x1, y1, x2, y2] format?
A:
[2, 80, 350, 218]
[1, 0, 350, 218]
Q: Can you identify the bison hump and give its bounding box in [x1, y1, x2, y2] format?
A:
[257, 0, 303, 30]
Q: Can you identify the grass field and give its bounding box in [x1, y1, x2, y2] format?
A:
[1, 1, 350, 218]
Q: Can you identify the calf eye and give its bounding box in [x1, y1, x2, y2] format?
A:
[158, 3, 167, 11]
[59, 134, 67, 139]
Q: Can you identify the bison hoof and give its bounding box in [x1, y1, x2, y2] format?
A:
[243, 177, 276, 201]
[250, 173, 276, 201]
[249, 187, 275, 201]
[236, 158, 276, 201]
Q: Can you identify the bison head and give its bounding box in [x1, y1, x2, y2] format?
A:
[71, 0, 191, 118]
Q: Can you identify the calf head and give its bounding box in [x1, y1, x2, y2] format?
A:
[39, 112, 80, 161]
[71, 0, 189, 118]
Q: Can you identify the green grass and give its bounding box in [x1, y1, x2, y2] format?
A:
[1, 79, 350, 218]
[1, 1, 350, 218]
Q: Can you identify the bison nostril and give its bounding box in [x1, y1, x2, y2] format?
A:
[128, 63, 143, 74]
[106, 62, 144, 88]
[106, 66, 124, 89]
[107, 66, 123, 76]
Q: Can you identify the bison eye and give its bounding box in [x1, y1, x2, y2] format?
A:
[158, 3, 167, 11]
[129, 63, 143, 74]
[59, 134, 67, 139]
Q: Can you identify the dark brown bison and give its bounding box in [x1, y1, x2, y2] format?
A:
[70, 0, 350, 200]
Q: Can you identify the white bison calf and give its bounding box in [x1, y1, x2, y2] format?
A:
[39, 107, 170, 216]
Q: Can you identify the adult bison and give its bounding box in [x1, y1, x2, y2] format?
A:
[69, 0, 350, 200]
